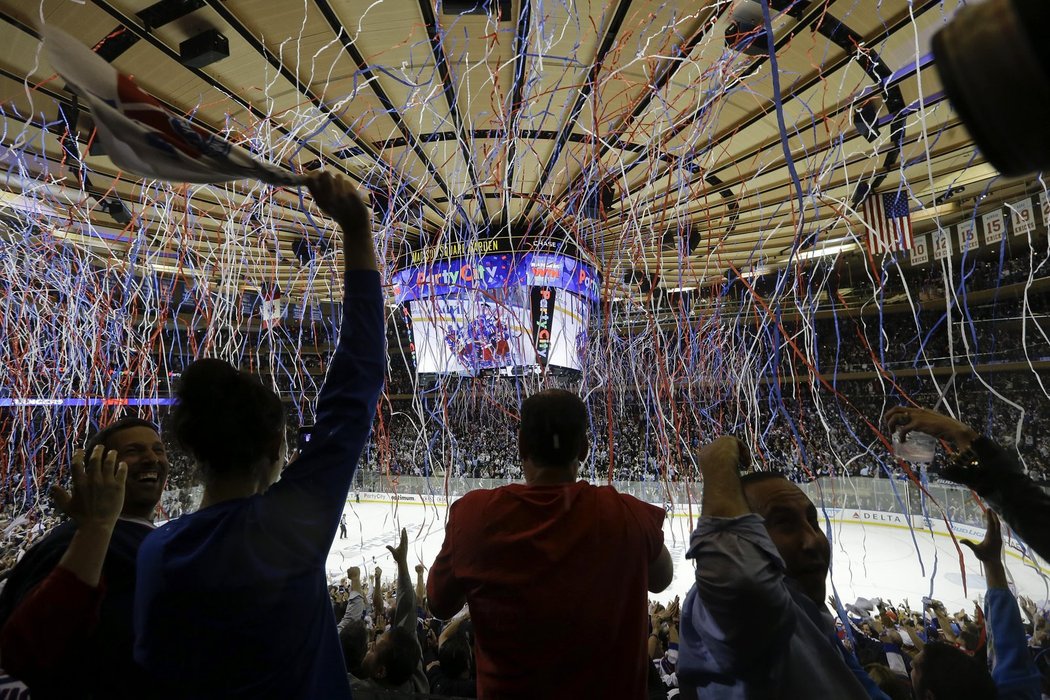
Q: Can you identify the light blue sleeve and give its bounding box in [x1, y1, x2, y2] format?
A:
[985, 587, 1041, 700]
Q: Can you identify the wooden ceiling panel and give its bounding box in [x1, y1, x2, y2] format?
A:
[0, 0, 1007, 286]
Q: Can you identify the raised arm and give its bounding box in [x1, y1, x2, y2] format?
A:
[387, 529, 417, 629]
[699, 437, 751, 519]
[684, 437, 796, 672]
[885, 406, 1050, 561]
[414, 564, 426, 610]
[427, 501, 467, 620]
[258, 172, 385, 566]
[680, 438, 793, 671]
[961, 510, 1042, 699]
[372, 567, 385, 624]
[386, 528, 428, 693]
[0, 447, 127, 681]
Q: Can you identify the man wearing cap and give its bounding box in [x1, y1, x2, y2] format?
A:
[0, 417, 169, 698]
[427, 389, 673, 699]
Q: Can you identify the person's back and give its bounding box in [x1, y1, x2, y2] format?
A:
[133, 173, 385, 699]
[135, 497, 351, 696]
[427, 389, 672, 700]
[443, 481, 663, 697]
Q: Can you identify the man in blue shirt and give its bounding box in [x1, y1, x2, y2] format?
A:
[677, 436, 889, 700]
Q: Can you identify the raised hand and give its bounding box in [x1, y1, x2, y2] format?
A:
[698, 435, 751, 475]
[51, 446, 128, 529]
[960, 509, 1004, 565]
[884, 406, 978, 448]
[304, 170, 377, 272]
[386, 528, 409, 566]
[304, 171, 368, 236]
[49, 446, 129, 587]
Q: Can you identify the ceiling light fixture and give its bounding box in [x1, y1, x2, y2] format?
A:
[795, 241, 858, 261]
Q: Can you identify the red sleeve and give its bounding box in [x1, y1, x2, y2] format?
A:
[626, 496, 666, 561]
[0, 566, 106, 682]
[426, 499, 466, 620]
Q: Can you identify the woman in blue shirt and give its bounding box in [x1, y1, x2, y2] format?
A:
[134, 172, 386, 699]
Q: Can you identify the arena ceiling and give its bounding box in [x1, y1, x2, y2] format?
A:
[0, 0, 1023, 302]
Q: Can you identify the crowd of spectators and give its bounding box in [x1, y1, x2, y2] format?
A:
[317, 574, 1050, 700]
[340, 370, 1050, 492]
[2, 172, 1050, 699]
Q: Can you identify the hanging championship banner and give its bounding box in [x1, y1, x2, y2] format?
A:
[42, 27, 303, 187]
[260, 284, 283, 329]
[1040, 191, 1050, 227]
[932, 228, 951, 261]
[240, 290, 255, 316]
[1008, 197, 1036, 235]
[982, 209, 1005, 245]
[957, 219, 979, 252]
[910, 234, 929, 265]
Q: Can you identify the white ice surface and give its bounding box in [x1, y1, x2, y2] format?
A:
[328, 497, 1050, 612]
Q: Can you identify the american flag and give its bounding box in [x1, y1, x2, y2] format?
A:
[861, 191, 913, 254]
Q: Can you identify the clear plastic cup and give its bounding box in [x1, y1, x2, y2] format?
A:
[892, 431, 938, 463]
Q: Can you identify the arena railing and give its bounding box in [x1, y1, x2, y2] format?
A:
[159, 473, 989, 529]
[344, 473, 990, 528]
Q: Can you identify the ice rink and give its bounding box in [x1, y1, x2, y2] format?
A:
[328, 495, 1050, 612]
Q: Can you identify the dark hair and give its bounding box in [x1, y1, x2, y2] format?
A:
[377, 626, 420, 686]
[339, 621, 368, 674]
[738, 470, 789, 488]
[169, 358, 285, 476]
[864, 664, 912, 700]
[438, 628, 472, 678]
[959, 624, 981, 652]
[84, 417, 160, 458]
[519, 389, 588, 468]
[914, 642, 997, 699]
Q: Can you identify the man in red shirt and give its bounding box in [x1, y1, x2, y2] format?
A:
[427, 389, 673, 699]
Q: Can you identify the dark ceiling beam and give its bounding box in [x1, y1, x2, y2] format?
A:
[514, 0, 631, 225]
[370, 127, 688, 163]
[417, 0, 491, 229]
[0, 10, 432, 243]
[79, 1, 411, 205]
[617, 60, 943, 227]
[597, 111, 965, 250]
[548, 3, 731, 215]
[615, 0, 940, 206]
[307, 0, 471, 226]
[501, 0, 532, 228]
[84, 0, 444, 231]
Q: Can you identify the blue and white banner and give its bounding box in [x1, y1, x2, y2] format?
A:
[42, 27, 303, 187]
[391, 252, 600, 304]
